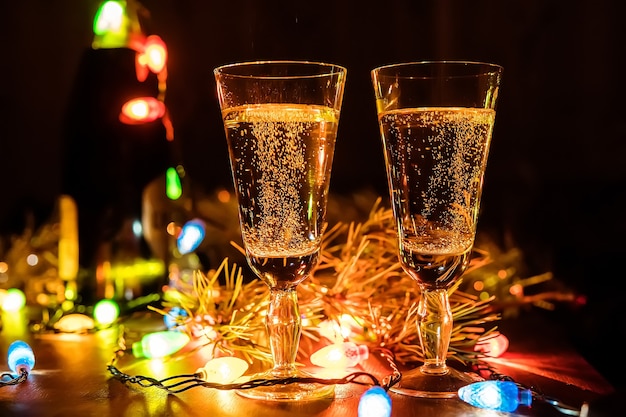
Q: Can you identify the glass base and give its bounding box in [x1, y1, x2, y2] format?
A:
[390, 365, 483, 398]
[236, 368, 335, 401]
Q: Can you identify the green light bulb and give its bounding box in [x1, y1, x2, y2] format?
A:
[132, 331, 190, 359]
[165, 167, 182, 200]
[93, 299, 120, 326]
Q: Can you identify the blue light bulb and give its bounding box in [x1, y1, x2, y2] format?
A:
[358, 386, 392, 417]
[458, 380, 532, 412]
[163, 306, 188, 330]
[7, 340, 35, 375]
[177, 219, 206, 255]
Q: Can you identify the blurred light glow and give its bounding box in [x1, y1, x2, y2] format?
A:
[119, 97, 165, 124]
[2, 288, 26, 312]
[177, 219, 206, 255]
[474, 333, 509, 358]
[163, 306, 188, 330]
[93, 1, 125, 35]
[216, 189, 231, 203]
[92, 0, 133, 49]
[142, 35, 167, 74]
[94, 299, 120, 326]
[132, 219, 143, 237]
[509, 284, 523, 296]
[166, 167, 182, 200]
[26, 254, 39, 266]
[54, 313, 95, 333]
[319, 314, 363, 343]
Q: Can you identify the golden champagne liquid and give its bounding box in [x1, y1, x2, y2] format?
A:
[378, 107, 495, 288]
[223, 103, 339, 288]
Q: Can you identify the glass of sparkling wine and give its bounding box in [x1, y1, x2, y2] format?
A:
[214, 61, 347, 401]
[371, 61, 503, 398]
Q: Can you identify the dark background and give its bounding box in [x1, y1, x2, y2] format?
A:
[1, 0, 625, 389]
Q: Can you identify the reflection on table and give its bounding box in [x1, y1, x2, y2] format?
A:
[0, 307, 615, 417]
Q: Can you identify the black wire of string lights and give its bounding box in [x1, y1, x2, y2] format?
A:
[0, 370, 29, 387]
[105, 326, 594, 417]
[106, 345, 403, 394]
[2, 337, 602, 416]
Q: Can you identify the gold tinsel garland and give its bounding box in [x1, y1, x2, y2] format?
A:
[156, 197, 501, 368]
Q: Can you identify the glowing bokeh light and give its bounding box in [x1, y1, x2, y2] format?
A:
[2, 288, 26, 312]
[93, 1, 124, 35]
[142, 35, 167, 74]
[119, 97, 165, 124]
[54, 314, 95, 333]
[474, 333, 510, 358]
[163, 306, 188, 330]
[93, 299, 120, 326]
[166, 167, 182, 200]
[177, 219, 206, 255]
[26, 254, 39, 266]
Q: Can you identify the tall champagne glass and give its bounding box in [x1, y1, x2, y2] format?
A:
[214, 61, 347, 401]
[371, 61, 503, 398]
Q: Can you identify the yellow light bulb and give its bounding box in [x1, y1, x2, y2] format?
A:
[196, 357, 249, 384]
[54, 314, 95, 333]
[310, 342, 369, 369]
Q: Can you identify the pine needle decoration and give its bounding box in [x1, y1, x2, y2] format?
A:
[158, 195, 501, 368]
[154, 258, 272, 364]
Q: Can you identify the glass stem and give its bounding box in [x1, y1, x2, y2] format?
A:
[266, 287, 301, 375]
[417, 287, 452, 375]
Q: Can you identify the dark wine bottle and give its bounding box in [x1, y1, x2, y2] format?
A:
[61, 47, 170, 303]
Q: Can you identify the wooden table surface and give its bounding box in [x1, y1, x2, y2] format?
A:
[0, 308, 615, 417]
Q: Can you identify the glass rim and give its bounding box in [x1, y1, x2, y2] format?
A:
[372, 60, 503, 78]
[213, 60, 347, 79]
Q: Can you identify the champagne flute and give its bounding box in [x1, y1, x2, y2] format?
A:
[371, 61, 503, 398]
[214, 60, 347, 401]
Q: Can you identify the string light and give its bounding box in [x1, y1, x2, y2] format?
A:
[1, 340, 35, 387]
[195, 357, 249, 384]
[458, 380, 532, 412]
[131, 331, 190, 359]
[310, 342, 369, 369]
[165, 167, 182, 200]
[92, 0, 144, 51]
[93, 299, 120, 327]
[53, 313, 95, 333]
[119, 97, 166, 124]
[163, 306, 188, 331]
[358, 386, 392, 417]
[1, 288, 26, 312]
[92, 0, 127, 47]
[177, 219, 206, 255]
[7, 341, 35, 375]
[139, 35, 167, 74]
